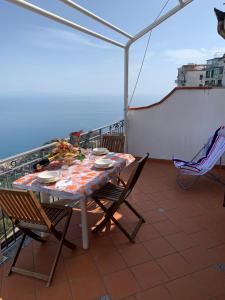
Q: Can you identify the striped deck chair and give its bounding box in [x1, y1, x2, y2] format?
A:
[173, 126, 225, 189]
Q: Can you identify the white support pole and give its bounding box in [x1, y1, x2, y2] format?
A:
[124, 46, 129, 152]
[59, 0, 133, 39]
[127, 0, 194, 46]
[6, 0, 125, 48]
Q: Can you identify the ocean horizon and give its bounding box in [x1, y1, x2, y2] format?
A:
[0, 95, 124, 159]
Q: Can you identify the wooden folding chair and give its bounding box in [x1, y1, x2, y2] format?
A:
[92, 153, 149, 242]
[0, 188, 75, 287]
[101, 134, 125, 153]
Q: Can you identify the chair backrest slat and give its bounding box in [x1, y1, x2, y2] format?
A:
[101, 135, 125, 153]
[0, 188, 51, 228]
[121, 153, 149, 200]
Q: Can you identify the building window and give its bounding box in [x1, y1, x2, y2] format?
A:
[211, 80, 215, 85]
[205, 81, 209, 85]
[219, 68, 223, 74]
[206, 71, 210, 78]
[199, 74, 203, 80]
[211, 70, 214, 78]
[218, 80, 222, 86]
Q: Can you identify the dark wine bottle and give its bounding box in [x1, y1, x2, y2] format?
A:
[33, 156, 55, 171]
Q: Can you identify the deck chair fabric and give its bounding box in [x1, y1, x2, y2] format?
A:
[0, 188, 75, 287]
[92, 153, 149, 242]
[173, 126, 225, 175]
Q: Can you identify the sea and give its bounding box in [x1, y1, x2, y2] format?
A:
[0, 95, 124, 159]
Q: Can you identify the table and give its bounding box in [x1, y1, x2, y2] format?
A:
[13, 152, 135, 249]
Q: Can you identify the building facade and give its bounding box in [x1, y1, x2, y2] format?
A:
[176, 54, 225, 87]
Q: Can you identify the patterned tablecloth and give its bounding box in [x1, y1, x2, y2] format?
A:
[13, 153, 135, 200]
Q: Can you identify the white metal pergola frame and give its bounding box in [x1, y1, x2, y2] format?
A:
[5, 0, 194, 149]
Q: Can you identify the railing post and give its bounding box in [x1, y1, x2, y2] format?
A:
[124, 46, 129, 152]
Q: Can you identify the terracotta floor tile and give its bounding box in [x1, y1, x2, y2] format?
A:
[2, 162, 225, 299]
[35, 280, 72, 300]
[190, 230, 223, 249]
[70, 273, 106, 300]
[153, 220, 181, 236]
[104, 269, 139, 300]
[143, 209, 168, 223]
[136, 285, 173, 300]
[192, 267, 225, 298]
[143, 237, 176, 258]
[110, 231, 137, 248]
[65, 253, 98, 280]
[208, 244, 225, 265]
[16, 243, 34, 270]
[131, 261, 168, 289]
[118, 243, 152, 267]
[93, 250, 127, 274]
[122, 296, 137, 300]
[181, 246, 215, 271]
[165, 232, 197, 251]
[90, 236, 117, 256]
[173, 217, 203, 234]
[156, 198, 181, 210]
[157, 253, 193, 279]
[166, 275, 210, 300]
[214, 294, 225, 300]
[1, 274, 36, 300]
[176, 205, 206, 218]
[137, 223, 161, 241]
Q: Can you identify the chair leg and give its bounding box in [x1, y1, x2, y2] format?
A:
[92, 200, 117, 233]
[47, 212, 75, 287]
[51, 228, 76, 250]
[8, 233, 26, 276]
[93, 198, 145, 242]
[20, 228, 46, 243]
[110, 214, 135, 243]
[124, 200, 145, 222]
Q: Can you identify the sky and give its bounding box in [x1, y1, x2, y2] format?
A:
[1, 0, 225, 106]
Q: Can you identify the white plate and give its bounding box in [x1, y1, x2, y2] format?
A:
[92, 148, 109, 155]
[37, 171, 60, 183]
[94, 159, 112, 168]
[94, 162, 114, 169]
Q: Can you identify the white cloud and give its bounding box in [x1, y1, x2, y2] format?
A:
[163, 47, 225, 65]
[30, 26, 110, 50]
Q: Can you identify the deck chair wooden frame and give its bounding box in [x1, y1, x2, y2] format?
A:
[92, 153, 149, 242]
[0, 188, 76, 287]
[101, 134, 125, 153]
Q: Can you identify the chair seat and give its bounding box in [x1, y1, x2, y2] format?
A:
[42, 204, 70, 226]
[93, 182, 124, 202]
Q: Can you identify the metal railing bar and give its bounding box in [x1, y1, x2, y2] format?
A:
[0, 143, 56, 164]
[2, 213, 8, 248]
[0, 158, 47, 176]
[5, 0, 125, 48]
[80, 120, 124, 135]
[59, 0, 133, 39]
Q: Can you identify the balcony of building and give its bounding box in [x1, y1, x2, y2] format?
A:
[0, 87, 225, 299]
[1, 159, 225, 300]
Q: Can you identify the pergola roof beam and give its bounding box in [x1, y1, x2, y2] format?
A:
[59, 0, 133, 39]
[6, 0, 125, 48]
[127, 0, 194, 46]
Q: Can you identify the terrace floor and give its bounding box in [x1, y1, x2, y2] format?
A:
[1, 160, 225, 300]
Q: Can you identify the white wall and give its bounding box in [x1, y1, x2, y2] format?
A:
[128, 88, 225, 161]
[185, 70, 203, 86]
